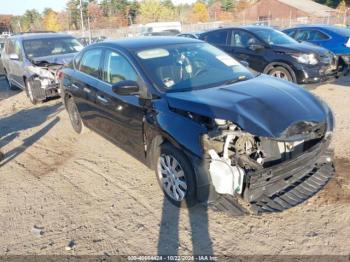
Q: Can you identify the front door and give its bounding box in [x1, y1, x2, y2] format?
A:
[95, 49, 145, 161]
[229, 30, 268, 72]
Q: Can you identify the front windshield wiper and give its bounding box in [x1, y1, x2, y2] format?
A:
[223, 75, 249, 85]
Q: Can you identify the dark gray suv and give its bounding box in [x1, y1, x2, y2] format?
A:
[1, 32, 83, 104]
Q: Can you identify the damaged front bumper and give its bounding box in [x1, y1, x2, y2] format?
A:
[244, 137, 334, 213]
[30, 77, 60, 100]
[192, 123, 334, 214]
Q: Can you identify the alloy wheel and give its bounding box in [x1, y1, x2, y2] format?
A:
[157, 154, 188, 202]
[271, 70, 289, 80]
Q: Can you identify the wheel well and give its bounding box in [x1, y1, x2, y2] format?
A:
[263, 62, 297, 82]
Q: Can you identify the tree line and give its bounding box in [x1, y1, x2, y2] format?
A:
[2, 0, 349, 33]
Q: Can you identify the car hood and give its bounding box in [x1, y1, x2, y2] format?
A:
[32, 53, 77, 66]
[272, 42, 330, 56]
[165, 75, 328, 139]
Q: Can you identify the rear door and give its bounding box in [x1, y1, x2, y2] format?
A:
[201, 29, 231, 53]
[95, 48, 145, 161]
[230, 29, 268, 72]
[69, 48, 104, 130]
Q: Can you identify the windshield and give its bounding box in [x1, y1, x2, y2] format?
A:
[23, 37, 83, 59]
[135, 43, 253, 92]
[328, 26, 350, 36]
[252, 28, 298, 45]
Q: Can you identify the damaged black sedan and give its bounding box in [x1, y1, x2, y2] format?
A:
[61, 37, 334, 213]
[1, 32, 83, 104]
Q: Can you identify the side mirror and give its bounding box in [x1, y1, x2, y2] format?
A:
[112, 80, 139, 95]
[240, 60, 249, 67]
[248, 43, 264, 51]
[9, 53, 19, 60]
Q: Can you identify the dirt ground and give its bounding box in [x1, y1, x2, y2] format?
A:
[0, 75, 349, 256]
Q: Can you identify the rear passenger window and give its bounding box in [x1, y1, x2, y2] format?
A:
[102, 50, 137, 84]
[205, 30, 228, 45]
[79, 49, 102, 78]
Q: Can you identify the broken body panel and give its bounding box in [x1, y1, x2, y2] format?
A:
[26, 53, 76, 100]
[155, 75, 334, 212]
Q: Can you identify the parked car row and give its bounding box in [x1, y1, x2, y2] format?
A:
[284, 25, 350, 74]
[0, 27, 338, 214]
[181, 25, 348, 84]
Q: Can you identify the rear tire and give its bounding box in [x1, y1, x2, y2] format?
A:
[156, 143, 197, 208]
[267, 66, 293, 82]
[66, 96, 84, 134]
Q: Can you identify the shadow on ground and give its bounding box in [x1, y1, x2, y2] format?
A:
[0, 117, 60, 167]
[0, 75, 21, 101]
[0, 103, 63, 167]
[157, 198, 214, 256]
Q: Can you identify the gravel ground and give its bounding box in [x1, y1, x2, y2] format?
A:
[0, 77, 349, 256]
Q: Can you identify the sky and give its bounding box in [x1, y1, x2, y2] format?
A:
[0, 0, 196, 16]
[0, 0, 69, 15]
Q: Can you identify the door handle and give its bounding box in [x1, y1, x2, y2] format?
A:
[97, 95, 109, 103]
[72, 83, 79, 89]
[83, 87, 91, 93]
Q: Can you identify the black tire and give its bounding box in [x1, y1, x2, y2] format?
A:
[156, 142, 197, 208]
[25, 79, 39, 105]
[66, 96, 84, 134]
[267, 66, 293, 82]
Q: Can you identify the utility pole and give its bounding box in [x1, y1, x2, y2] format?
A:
[344, 8, 350, 26]
[79, 0, 85, 36]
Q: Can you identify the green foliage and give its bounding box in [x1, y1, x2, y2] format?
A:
[139, 0, 175, 23]
[221, 0, 235, 12]
[314, 0, 350, 8]
[19, 9, 42, 32]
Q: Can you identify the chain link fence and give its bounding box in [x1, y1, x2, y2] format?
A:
[66, 15, 349, 39]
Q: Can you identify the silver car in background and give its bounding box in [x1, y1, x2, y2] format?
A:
[1, 32, 83, 104]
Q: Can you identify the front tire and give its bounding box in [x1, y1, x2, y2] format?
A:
[267, 66, 293, 82]
[156, 143, 197, 208]
[25, 80, 39, 105]
[66, 96, 84, 134]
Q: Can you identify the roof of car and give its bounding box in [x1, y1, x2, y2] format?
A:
[9, 32, 74, 41]
[100, 36, 202, 50]
[286, 24, 342, 29]
[203, 25, 274, 33]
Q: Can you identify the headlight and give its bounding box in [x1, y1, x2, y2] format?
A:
[291, 53, 319, 65]
[214, 118, 227, 126]
[28, 65, 54, 79]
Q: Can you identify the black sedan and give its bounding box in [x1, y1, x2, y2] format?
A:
[61, 37, 334, 213]
[199, 26, 340, 84]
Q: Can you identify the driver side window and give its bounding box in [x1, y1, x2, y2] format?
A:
[102, 50, 137, 84]
[230, 31, 260, 48]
